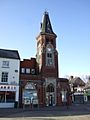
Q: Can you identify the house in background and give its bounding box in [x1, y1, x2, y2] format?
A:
[0, 49, 20, 108]
[69, 76, 85, 103]
[19, 12, 71, 108]
[84, 78, 90, 102]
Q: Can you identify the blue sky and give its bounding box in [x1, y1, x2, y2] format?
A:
[0, 0, 90, 78]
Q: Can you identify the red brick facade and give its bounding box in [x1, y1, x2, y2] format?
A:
[19, 12, 71, 108]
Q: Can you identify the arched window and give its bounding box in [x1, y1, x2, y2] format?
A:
[23, 82, 38, 102]
[46, 83, 54, 92]
[25, 83, 36, 90]
[46, 43, 54, 66]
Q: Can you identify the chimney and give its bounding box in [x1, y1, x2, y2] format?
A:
[70, 76, 74, 80]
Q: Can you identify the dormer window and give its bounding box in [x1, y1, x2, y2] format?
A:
[21, 68, 25, 74]
[26, 68, 30, 74]
[31, 69, 35, 74]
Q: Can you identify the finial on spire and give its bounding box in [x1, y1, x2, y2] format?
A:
[44, 9, 48, 15]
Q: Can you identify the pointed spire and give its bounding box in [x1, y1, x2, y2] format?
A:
[40, 11, 55, 35]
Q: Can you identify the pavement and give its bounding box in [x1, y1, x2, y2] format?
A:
[0, 103, 90, 118]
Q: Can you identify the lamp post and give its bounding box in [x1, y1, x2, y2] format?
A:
[66, 90, 69, 109]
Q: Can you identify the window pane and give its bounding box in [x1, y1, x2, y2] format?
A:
[47, 59, 53, 66]
[1, 72, 8, 82]
[61, 91, 67, 102]
[21, 68, 25, 73]
[26, 68, 30, 74]
[47, 53, 49, 57]
[2, 61, 9, 68]
[50, 54, 52, 58]
[31, 69, 35, 74]
[47, 53, 52, 58]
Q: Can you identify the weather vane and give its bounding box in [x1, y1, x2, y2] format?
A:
[44, 9, 48, 14]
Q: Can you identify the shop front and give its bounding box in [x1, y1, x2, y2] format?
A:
[73, 92, 84, 104]
[22, 82, 38, 108]
[0, 85, 19, 108]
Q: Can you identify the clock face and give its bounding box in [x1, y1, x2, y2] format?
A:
[47, 47, 52, 52]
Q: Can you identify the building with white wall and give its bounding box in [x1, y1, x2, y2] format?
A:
[0, 49, 20, 108]
[69, 76, 85, 103]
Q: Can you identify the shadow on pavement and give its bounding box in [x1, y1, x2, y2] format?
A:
[0, 104, 90, 118]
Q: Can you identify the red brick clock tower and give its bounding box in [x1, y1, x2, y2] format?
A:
[20, 12, 71, 108]
[36, 12, 58, 78]
[36, 12, 59, 106]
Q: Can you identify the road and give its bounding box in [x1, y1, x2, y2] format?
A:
[0, 103, 90, 120]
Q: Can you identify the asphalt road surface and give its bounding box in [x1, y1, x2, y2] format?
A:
[0, 104, 90, 120]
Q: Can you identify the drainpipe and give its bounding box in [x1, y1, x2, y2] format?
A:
[5, 91, 7, 103]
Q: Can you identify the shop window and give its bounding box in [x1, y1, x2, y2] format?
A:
[23, 83, 38, 105]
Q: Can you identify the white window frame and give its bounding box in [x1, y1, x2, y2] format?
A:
[21, 68, 25, 73]
[2, 61, 9, 68]
[46, 44, 54, 66]
[1, 72, 8, 83]
[26, 68, 30, 74]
